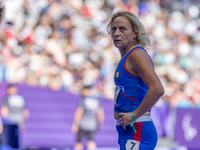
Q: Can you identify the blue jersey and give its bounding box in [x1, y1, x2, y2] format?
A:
[114, 46, 153, 113]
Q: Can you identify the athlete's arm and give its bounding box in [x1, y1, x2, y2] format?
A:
[130, 48, 164, 118]
[118, 48, 164, 129]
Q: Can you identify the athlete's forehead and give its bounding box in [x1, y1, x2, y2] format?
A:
[111, 16, 132, 28]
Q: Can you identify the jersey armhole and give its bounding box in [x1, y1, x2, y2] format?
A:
[124, 47, 154, 77]
[124, 48, 139, 77]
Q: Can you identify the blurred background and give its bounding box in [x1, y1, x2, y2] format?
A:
[0, 0, 200, 150]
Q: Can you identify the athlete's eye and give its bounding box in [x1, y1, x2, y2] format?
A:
[111, 27, 116, 31]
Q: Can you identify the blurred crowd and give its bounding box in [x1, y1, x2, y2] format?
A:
[0, 0, 199, 108]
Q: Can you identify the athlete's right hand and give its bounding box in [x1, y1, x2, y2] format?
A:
[118, 112, 133, 130]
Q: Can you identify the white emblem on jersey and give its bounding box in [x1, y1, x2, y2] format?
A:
[114, 86, 120, 104]
[114, 86, 124, 108]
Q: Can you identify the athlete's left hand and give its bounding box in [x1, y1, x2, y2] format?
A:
[118, 112, 133, 130]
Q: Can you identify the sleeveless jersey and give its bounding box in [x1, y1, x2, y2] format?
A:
[114, 46, 153, 113]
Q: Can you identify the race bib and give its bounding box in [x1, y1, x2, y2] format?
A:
[125, 139, 140, 150]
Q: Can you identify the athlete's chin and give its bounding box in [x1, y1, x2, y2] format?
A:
[114, 45, 124, 50]
[114, 44, 122, 49]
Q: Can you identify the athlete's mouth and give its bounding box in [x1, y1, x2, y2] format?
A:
[114, 40, 121, 42]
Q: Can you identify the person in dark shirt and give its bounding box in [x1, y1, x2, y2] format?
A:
[1, 84, 29, 131]
[71, 86, 105, 149]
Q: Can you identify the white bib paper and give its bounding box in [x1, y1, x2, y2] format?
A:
[125, 139, 140, 150]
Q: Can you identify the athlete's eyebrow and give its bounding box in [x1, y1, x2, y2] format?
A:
[111, 25, 127, 28]
[119, 26, 127, 29]
[112, 24, 131, 29]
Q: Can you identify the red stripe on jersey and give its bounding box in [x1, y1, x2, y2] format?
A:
[120, 91, 136, 100]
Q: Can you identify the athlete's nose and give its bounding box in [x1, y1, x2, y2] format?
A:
[113, 28, 120, 37]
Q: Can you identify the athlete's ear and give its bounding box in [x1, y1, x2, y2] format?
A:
[132, 31, 137, 39]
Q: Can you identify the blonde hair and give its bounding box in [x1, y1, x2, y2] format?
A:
[107, 10, 150, 50]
